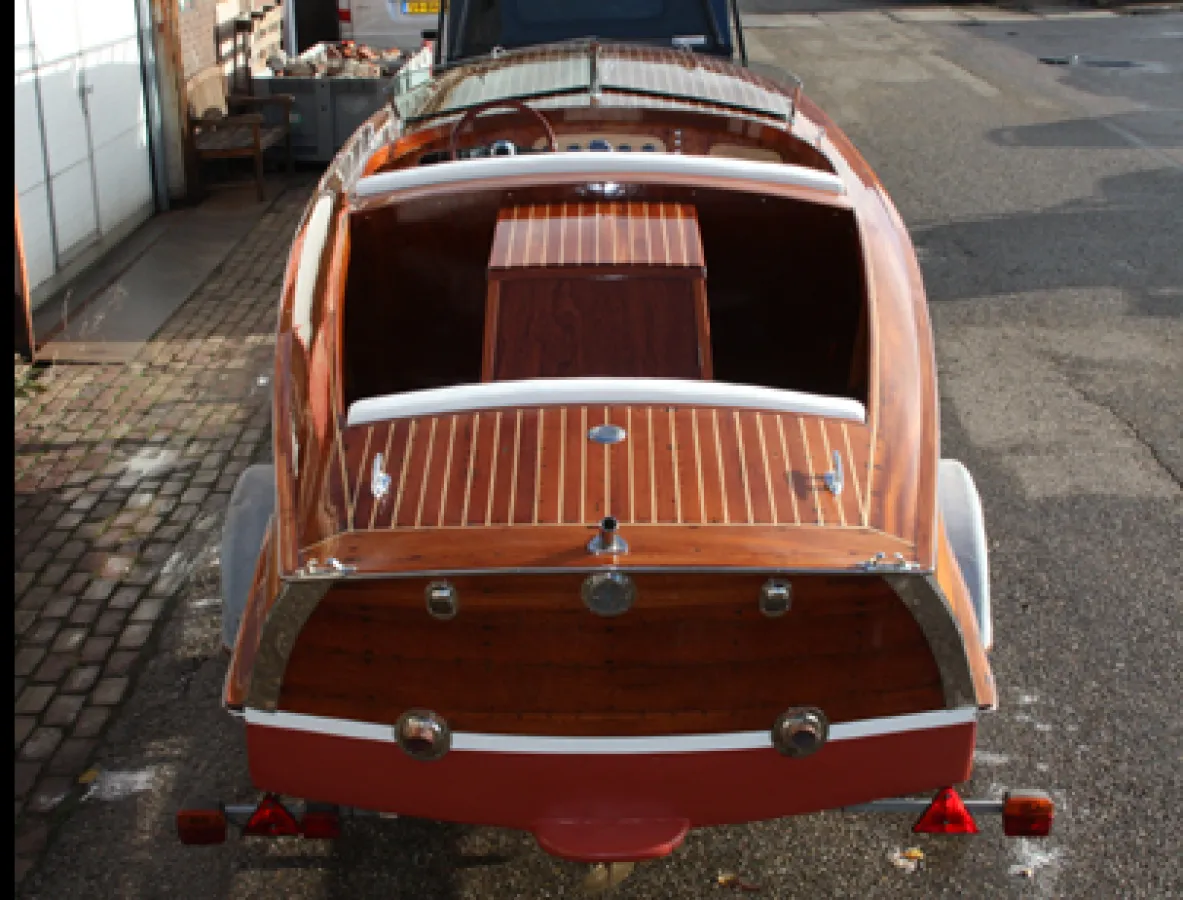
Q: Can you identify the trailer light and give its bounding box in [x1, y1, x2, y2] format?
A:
[912, 787, 979, 835]
[176, 806, 227, 845]
[771, 707, 828, 758]
[396, 709, 451, 761]
[242, 794, 301, 837]
[300, 803, 342, 839]
[1003, 790, 1055, 837]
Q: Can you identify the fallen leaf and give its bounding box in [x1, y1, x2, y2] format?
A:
[888, 848, 924, 873]
[77, 768, 100, 785]
[717, 871, 761, 892]
[582, 862, 635, 893]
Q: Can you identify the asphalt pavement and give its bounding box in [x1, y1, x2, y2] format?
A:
[18, 4, 1182, 898]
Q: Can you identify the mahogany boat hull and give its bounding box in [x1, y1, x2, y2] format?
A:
[197, 38, 1039, 861]
[273, 573, 947, 736]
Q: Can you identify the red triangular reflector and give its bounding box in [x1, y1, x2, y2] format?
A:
[243, 795, 300, 837]
[912, 787, 979, 834]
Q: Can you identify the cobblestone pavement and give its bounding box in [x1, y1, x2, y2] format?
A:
[13, 176, 316, 886]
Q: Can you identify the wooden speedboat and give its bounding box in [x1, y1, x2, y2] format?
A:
[184, 38, 1054, 858]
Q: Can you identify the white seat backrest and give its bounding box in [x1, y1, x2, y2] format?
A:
[354, 152, 846, 201]
[347, 377, 866, 426]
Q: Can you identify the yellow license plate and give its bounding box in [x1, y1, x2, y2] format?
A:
[402, 0, 439, 14]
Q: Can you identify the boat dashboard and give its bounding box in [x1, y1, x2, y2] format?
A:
[416, 137, 787, 167]
[417, 137, 671, 165]
[376, 106, 834, 175]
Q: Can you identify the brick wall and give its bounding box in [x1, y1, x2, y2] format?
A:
[179, 0, 278, 79]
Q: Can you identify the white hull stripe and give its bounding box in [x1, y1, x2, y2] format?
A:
[243, 707, 978, 754]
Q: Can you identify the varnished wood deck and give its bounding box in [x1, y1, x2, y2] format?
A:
[488, 202, 705, 270]
[316, 406, 875, 538]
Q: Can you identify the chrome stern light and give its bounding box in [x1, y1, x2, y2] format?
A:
[395, 709, 452, 761]
[759, 579, 792, 617]
[425, 580, 459, 620]
[771, 707, 829, 758]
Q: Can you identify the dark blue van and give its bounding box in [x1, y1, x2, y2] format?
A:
[437, 0, 742, 65]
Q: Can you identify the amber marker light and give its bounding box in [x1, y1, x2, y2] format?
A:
[1002, 790, 1055, 837]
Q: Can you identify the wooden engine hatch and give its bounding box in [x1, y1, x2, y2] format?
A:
[482, 202, 712, 382]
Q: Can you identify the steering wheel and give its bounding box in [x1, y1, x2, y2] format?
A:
[448, 99, 557, 160]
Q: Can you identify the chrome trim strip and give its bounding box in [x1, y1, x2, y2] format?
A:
[273, 562, 925, 581]
[885, 573, 979, 710]
[243, 707, 977, 754]
[245, 578, 337, 712]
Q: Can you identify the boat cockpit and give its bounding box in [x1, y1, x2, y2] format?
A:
[318, 48, 872, 426]
[341, 173, 868, 415]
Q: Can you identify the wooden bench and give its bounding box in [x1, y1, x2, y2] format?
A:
[186, 66, 294, 201]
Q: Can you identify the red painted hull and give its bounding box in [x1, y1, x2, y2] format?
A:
[247, 721, 976, 861]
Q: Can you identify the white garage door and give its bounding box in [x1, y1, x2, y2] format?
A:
[14, 0, 155, 303]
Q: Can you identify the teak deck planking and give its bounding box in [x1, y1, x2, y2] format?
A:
[488, 202, 705, 271]
[320, 407, 870, 535]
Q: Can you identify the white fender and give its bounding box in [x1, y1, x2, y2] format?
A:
[220, 464, 276, 651]
[938, 459, 993, 651]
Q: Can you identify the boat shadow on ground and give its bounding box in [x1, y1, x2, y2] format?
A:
[988, 113, 1183, 151]
[913, 166, 1183, 318]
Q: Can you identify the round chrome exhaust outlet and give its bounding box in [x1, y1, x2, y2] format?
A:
[771, 707, 829, 758]
[395, 709, 451, 761]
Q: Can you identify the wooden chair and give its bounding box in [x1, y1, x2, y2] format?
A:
[186, 66, 294, 201]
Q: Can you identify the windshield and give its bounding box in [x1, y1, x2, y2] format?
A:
[451, 0, 726, 60]
[392, 45, 797, 125]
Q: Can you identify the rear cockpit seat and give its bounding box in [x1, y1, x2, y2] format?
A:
[482, 202, 712, 382]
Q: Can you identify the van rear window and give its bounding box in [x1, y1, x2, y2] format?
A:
[516, 0, 664, 24]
